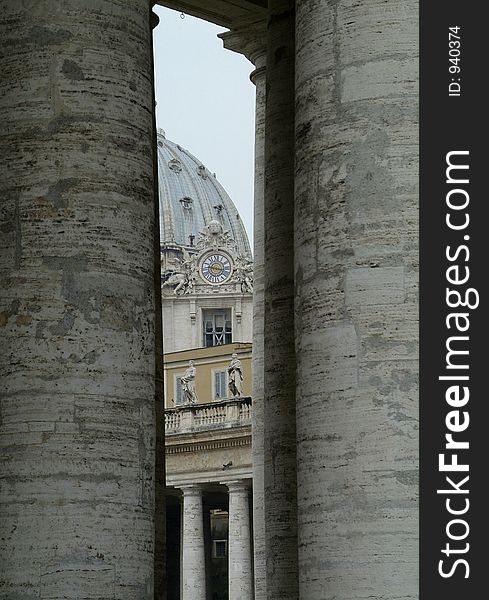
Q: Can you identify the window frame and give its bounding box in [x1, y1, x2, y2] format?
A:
[202, 308, 232, 347]
[174, 374, 184, 406]
[212, 539, 228, 559]
[212, 368, 228, 400]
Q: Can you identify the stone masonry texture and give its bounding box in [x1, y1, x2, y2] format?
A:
[294, 1, 419, 599]
[250, 48, 267, 600]
[181, 486, 206, 600]
[263, 1, 299, 598]
[0, 1, 158, 598]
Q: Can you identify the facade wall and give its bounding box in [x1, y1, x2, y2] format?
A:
[166, 437, 252, 485]
[164, 343, 252, 406]
[162, 295, 253, 353]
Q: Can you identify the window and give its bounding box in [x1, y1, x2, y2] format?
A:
[175, 376, 183, 405]
[213, 540, 227, 559]
[203, 309, 232, 347]
[214, 370, 227, 400]
[180, 196, 193, 210]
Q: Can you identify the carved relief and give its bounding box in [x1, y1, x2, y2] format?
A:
[161, 220, 253, 295]
[161, 248, 197, 296]
[232, 255, 254, 293]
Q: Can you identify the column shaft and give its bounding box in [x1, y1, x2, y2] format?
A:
[294, 1, 419, 598]
[151, 9, 166, 600]
[263, 1, 299, 598]
[219, 22, 268, 599]
[227, 482, 253, 600]
[181, 486, 206, 600]
[251, 52, 267, 600]
[0, 1, 157, 598]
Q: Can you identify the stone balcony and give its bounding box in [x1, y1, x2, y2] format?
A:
[164, 397, 253, 488]
[165, 396, 252, 435]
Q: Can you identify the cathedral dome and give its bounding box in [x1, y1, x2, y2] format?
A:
[157, 129, 251, 257]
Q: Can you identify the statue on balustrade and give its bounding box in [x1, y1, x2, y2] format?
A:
[181, 360, 197, 404]
[228, 353, 243, 397]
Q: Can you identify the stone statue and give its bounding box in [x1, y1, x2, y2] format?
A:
[162, 249, 197, 295]
[227, 353, 243, 398]
[181, 360, 197, 404]
[196, 219, 238, 253]
[233, 255, 253, 293]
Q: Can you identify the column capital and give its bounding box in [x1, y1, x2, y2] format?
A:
[179, 484, 203, 497]
[222, 479, 251, 494]
[218, 18, 267, 71]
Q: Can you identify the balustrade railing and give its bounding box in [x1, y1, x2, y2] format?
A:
[165, 397, 252, 434]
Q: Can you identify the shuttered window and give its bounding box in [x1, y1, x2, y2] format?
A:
[175, 377, 183, 405]
[214, 371, 227, 400]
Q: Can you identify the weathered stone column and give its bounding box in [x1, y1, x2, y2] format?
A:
[294, 1, 418, 599]
[263, 1, 299, 598]
[181, 485, 206, 600]
[220, 20, 267, 600]
[151, 8, 167, 600]
[249, 58, 267, 600]
[226, 481, 253, 600]
[0, 1, 158, 598]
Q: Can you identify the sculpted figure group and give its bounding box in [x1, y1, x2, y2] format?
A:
[178, 353, 244, 405]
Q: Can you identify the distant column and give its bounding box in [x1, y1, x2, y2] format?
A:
[181, 485, 206, 600]
[220, 20, 267, 600]
[0, 1, 158, 598]
[226, 481, 253, 600]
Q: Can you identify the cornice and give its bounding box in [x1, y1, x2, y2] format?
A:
[166, 434, 251, 454]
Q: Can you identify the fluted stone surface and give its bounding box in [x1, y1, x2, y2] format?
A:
[295, 1, 419, 598]
[227, 482, 253, 600]
[0, 1, 157, 598]
[263, 1, 299, 598]
[250, 60, 267, 600]
[151, 11, 166, 600]
[220, 21, 268, 599]
[181, 486, 206, 600]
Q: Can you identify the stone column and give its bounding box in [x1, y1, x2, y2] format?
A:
[226, 481, 253, 600]
[249, 58, 267, 600]
[263, 1, 299, 598]
[220, 21, 267, 600]
[151, 8, 166, 600]
[0, 1, 158, 598]
[181, 485, 206, 600]
[294, 1, 418, 599]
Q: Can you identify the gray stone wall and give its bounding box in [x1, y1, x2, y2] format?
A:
[294, 1, 419, 598]
[0, 1, 158, 597]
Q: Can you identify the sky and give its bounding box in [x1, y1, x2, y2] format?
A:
[152, 6, 256, 242]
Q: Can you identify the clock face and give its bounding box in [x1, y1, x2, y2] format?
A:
[200, 253, 233, 284]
